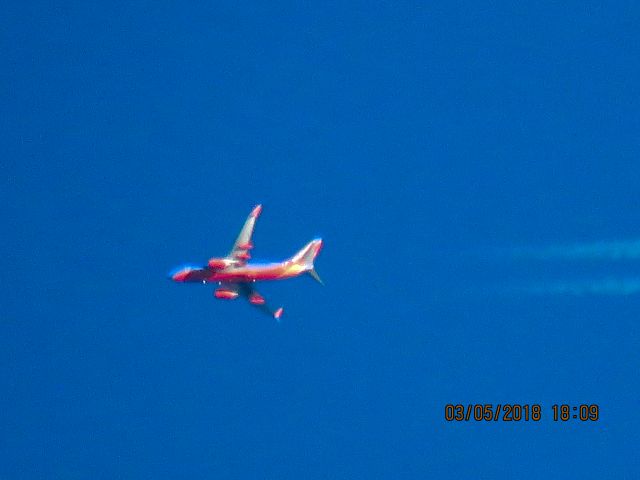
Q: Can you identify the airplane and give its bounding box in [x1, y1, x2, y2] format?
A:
[169, 205, 323, 320]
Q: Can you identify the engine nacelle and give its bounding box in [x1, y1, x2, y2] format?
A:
[249, 293, 265, 305]
[214, 288, 238, 300]
[208, 258, 234, 269]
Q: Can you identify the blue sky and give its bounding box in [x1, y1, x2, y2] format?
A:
[2, 1, 639, 478]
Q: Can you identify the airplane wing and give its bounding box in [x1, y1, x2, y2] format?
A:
[237, 283, 284, 321]
[228, 204, 262, 265]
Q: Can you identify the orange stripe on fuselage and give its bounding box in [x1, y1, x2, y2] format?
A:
[208, 261, 305, 282]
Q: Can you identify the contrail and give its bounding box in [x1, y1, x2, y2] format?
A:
[505, 277, 640, 296]
[437, 238, 640, 298]
[507, 239, 640, 261]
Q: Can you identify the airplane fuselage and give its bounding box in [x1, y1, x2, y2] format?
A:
[207, 261, 307, 283]
[171, 260, 307, 284]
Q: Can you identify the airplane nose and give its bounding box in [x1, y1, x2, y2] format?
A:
[172, 271, 187, 282]
[168, 266, 190, 282]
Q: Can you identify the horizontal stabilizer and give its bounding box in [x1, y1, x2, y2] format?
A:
[308, 268, 324, 285]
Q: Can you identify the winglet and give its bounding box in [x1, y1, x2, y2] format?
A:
[251, 204, 262, 218]
[308, 268, 324, 285]
[274, 307, 284, 321]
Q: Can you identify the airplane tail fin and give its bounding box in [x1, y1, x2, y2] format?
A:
[290, 239, 324, 285]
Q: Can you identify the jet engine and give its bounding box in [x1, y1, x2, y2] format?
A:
[214, 288, 238, 299]
[208, 258, 235, 269]
[249, 292, 265, 305]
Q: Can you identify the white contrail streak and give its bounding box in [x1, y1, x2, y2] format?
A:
[508, 239, 640, 261]
[509, 277, 640, 296]
[444, 239, 640, 298]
